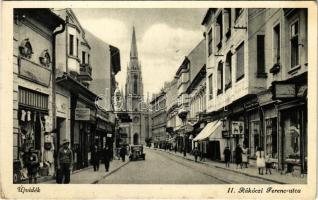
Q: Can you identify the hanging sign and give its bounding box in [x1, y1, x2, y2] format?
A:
[75, 108, 90, 120]
[232, 121, 244, 135]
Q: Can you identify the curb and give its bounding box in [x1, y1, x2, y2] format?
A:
[153, 148, 286, 184]
[92, 161, 130, 184]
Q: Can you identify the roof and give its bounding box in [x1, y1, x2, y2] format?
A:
[201, 8, 216, 25]
[14, 9, 65, 31]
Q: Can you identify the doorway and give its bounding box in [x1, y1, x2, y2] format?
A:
[133, 133, 139, 145]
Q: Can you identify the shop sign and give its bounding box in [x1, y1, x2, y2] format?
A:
[232, 121, 244, 135]
[75, 108, 90, 120]
[19, 57, 51, 86]
[273, 83, 296, 99]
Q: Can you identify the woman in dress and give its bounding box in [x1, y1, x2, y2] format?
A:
[256, 147, 265, 175]
[235, 144, 243, 169]
[242, 145, 249, 168]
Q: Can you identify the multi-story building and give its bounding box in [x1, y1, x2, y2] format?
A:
[13, 9, 64, 182]
[53, 8, 100, 170]
[174, 39, 206, 153]
[165, 78, 178, 147]
[85, 30, 121, 154]
[201, 8, 307, 174]
[150, 91, 167, 148]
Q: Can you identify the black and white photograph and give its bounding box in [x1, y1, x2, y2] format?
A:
[0, 1, 317, 199]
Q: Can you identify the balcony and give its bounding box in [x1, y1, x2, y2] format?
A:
[78, 63, 92, 81]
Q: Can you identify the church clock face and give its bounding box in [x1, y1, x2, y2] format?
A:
[133, 116, 139, 123]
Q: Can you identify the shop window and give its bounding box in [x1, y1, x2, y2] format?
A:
[208, 74, 213, 100]
[208, 28, 213, 56]
[217, 62, 223, 95]
[285, 113, 300, 158]
[216, 13, 223, 50]
[224, 8, 231, 38]
[225, 52, 232, 90]
[257, 35, 267, 77]
[273, 24, 281, 64]
[250, 121, 260, 156]
[69, 34, 74, 56]
[290, 20, 299, 68]
[265, 118, 277, 158]
[236, 42, 245, 82]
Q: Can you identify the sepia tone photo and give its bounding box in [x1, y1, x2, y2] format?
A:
[1, 1, 317, 199]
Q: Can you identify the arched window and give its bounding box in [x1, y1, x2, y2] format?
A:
[133, 74, 138, 94]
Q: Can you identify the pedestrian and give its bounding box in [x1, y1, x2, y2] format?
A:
[103, 146, 112, 172]
[235, 144, 243, 169]
[183, 147, 186, 157]
[265, 155, 272, 175]
[56, 139, 73, 184]
[256, 147, 265, 175]
[192, 147, 199, 162]
[119, 145, 127, 162]
[223, 146, 231, 168]
[24, 146, 39, 184]
[242, 145, 249, 168]
[91, 142, 100, 172]
[174, 145, 177, 153]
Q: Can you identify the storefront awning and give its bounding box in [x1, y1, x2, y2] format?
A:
[193, 120, 222, 141]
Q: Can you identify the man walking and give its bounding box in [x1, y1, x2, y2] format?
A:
[91, 142, 100, 172]
[119, 145, 127, 162]
[103, 146, 112, 172]
[56, 139, 73, 184]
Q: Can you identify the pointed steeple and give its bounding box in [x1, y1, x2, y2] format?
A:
[130, 26, 138, 59]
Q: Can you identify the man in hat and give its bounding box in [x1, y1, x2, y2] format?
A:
[56, 139, 73, 184]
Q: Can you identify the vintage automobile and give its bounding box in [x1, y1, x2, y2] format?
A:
[129, 145, 146, 161]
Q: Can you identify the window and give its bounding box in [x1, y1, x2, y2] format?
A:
[133, 74, 138, 95]
[217, 62, 223, 95]
[257, 35, 266, 76]
[76, 38, 79, 57]
[208, 28, 213, 56]
[273, 24, 280, 64]
[69, 34, 74, 56]
[208, 74, 213, 100]
[266, 118, 278, 158]
[225, 52, 232, 90]
[88, 54, 90, 64]
[216, 13, 223, 50]
[290, 20, 299, 68]
[235, 8, 243, 21]
[236, 42, 245, 81]
[224, 8, 231, 38]
[82, 51, 86, 64]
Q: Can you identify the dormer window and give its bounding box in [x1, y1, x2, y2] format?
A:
[19, 38, 33, 59]
[39, 49, 51, 67]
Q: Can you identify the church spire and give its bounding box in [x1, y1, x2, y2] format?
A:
[130, 26, 138, 59]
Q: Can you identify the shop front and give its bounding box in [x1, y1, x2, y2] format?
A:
[15, 87, 54, 182]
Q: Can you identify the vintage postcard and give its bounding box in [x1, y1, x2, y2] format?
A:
[0, 1, 317, 199]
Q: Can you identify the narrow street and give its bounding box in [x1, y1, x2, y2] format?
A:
[98, 148, 276, 184]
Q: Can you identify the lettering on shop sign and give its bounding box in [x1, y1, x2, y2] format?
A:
[75, 108, 90, 121]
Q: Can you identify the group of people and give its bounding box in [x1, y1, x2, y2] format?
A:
[23, 139, 129, 184]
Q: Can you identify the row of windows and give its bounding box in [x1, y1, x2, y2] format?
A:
[69, 34, 90, 64]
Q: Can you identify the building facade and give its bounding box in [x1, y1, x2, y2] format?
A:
[13, 9, 64, 182]
[201, 8, 307, 174]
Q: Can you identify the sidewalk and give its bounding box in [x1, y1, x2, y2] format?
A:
[153, 148, 307, 184]
[40, 158, 129, 184]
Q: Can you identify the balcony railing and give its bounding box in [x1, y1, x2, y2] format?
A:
[78, 63, 92, 81]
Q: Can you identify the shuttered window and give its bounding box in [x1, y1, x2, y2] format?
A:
[19, 87, 48, 111]
[236, 42, 245, 81]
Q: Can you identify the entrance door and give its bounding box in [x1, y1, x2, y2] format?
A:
[133, 133, 139, 145]
[208, 141, 221, 160]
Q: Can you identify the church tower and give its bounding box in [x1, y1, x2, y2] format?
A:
[125, 26, 148, 145]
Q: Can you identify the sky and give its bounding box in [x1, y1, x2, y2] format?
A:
[73, 8, 207, 97]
